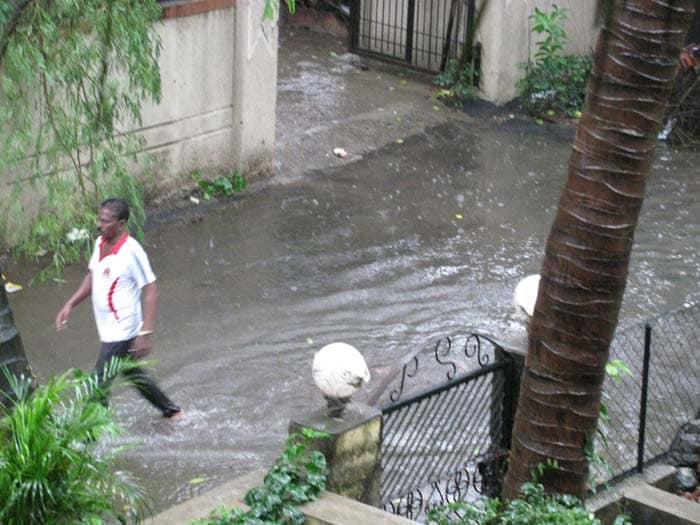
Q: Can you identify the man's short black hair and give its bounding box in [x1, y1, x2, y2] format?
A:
[100, 197, 130, 222]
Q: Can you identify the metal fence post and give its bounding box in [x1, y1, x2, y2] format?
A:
[405, 0, 415, 63]
[349, 0, 360, 51]
[496, 345, 522, 453]
[482, 341, 524, 497]
[637, 324, 652, 473]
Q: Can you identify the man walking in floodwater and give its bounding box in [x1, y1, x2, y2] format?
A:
[56, 197, 183, 420]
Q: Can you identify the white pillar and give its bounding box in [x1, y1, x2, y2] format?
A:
[477, 0, 529, 105]
[232, 0, 278, 176]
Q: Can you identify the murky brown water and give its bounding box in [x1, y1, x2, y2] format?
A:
[5, 28, 699, 515]
[7, 118, 699, 512]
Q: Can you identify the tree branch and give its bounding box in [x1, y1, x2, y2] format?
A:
[0, 0, 35, 69]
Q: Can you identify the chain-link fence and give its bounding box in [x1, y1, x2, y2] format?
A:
[593, 300, 700, 486]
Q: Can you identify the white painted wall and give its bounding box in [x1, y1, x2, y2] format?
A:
[137, 2, 279, 194]
[232, 0, 279, 176]
[139, 8, 235, 194]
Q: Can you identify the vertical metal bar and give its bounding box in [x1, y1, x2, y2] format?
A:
[350, 0, 361, 51]
[499, 352, 516, 452]
[392, 0, 398, 57]
[406, 0, 415, 63]
[465, 0, 475, 64]
[637, 324, 652, 473]
[370, 0, 376, 52]
[380, 0, 386, 54]
[434, 0, 441, 68]
[427, 0, 432, 66]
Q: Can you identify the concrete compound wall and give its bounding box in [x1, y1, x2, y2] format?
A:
[143, 0, 279, 196]
[142, 1, 236, 195]
[0, 0, 279, 230]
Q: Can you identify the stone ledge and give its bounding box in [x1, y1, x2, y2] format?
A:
[146, 469, 416, 525]
[160, 0, 235, 20]
[624, 484, 700, 525]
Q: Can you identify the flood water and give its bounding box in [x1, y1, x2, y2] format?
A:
[7, 118, 699, 513]
[5, 26, 700, 514]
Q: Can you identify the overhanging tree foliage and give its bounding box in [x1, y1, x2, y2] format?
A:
[0, 0, 162, 277]
[504, 0, 695, 497]
[1, 0, 294, 279]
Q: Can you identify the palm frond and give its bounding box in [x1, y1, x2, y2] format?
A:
[0, 357, 150, 523]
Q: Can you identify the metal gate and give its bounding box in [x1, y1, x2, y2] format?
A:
[378, 333, 517, 520]
[350, 0, 477, 72]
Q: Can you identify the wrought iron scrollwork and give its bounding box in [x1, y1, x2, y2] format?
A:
[383, 488, 424, 519]
[432, 466, 471, 505]
[384, 461, 507, 520]
[384, 332, 502, 404]
[434, 337, 457, 381]
[389, 354, 419, 402]
[465, 333, 491, 367]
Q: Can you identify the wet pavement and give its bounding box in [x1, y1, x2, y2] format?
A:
[5, 25, 700, 514]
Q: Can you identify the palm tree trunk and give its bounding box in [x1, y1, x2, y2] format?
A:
[0, 265, 34, 410]
[503, 0, 695, 498]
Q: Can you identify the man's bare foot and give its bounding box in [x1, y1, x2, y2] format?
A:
[165, 409, 185, 421]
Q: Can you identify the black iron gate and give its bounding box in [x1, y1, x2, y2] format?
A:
[350, 0, 477, 72]
[378, 333, 516, 520]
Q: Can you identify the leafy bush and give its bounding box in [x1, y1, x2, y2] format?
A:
[196, 427, 328, 525]
[434, 59, 478, 105]
[0, 359, 148, 524]
[427, 482, 631, 525]
[517, 5, 592, 118]
[194, 170, 248, 200]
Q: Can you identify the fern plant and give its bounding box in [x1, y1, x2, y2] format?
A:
[0, 358, 149, 524]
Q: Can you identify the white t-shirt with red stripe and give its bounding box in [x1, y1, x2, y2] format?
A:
[88, 233, 156, 343]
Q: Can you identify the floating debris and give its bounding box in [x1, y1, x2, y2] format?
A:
[2, 273, 23, 293]
[333, 147, 348, 159]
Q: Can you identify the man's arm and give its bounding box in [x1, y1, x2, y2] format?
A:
[55, 272, 92, 330]
[140, 281, 158, 333]
[129, 281, 158, 358]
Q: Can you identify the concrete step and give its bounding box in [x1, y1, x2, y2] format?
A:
[623, 484, 700, 525]
[146, 470, 416, 525]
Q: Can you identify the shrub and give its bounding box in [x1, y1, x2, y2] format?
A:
[0, 360, 149, 524]
[427, 482, 631, 525]
[517, 5, 592, 118]
[434, 59, 478, 105]
[518, 55, 592, 118]
[193, 169, 248, 200]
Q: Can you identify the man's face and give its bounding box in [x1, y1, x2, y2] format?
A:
[97, 207, 125, 242]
